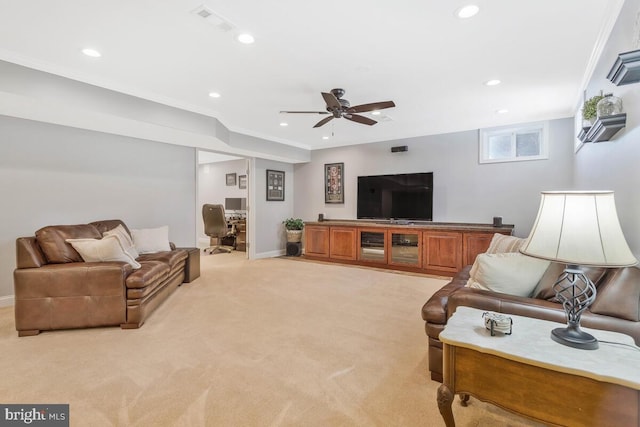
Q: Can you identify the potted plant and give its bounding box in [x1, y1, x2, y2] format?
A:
[283, 218, 304, 243]
[582, 94, 604, 124]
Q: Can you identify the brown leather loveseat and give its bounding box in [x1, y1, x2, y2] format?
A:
[422, 262, 640, 382]
[14, 219, 189, 336]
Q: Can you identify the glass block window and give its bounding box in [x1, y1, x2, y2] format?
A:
[480, 122, 549, 164]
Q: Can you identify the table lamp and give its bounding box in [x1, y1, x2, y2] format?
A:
[520, 191, 637, 350]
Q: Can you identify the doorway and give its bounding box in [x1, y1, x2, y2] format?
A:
[197, 150, 250, 259]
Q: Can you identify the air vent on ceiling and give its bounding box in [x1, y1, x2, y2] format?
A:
[191, 5, 235, 32]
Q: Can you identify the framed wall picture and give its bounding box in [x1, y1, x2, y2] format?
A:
[325, 162, 344, 204]
[226, 173, 237, 186]
[238, 174, 247, 189]
[266, 169, 285, 201]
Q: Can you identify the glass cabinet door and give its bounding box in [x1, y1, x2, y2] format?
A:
[388, 231, 421, 267]
[358, 230, 386, 263]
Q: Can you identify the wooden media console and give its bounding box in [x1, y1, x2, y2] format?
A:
[304, 220, 514, 276]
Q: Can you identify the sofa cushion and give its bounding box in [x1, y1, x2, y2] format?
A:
[466, 253, 550, 297]
[131, 226, 171, 254]
[531, 263, 609, 301]
[90, 219, 131, 236]
[36, 224, 102, 264]
[588, 267, 640, 322]
[137, 249, 188, 269]
[125, 261, 170, 289]
[104, 224, 139, 259]
[485, 233, 526, 254]
[66, 235, 141, 269]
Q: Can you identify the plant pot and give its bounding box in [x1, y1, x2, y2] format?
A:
[286, 230, 303, 243]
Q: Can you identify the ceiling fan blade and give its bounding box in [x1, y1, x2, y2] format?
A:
[345, 114, 377, 126]
[348, 101, 395, 114]
[313, 116, 334, 128]
[280, 111, 330, 114]
[321, 92, 341, 110]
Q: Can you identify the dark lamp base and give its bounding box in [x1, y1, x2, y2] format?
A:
[551, 326, 599, 350]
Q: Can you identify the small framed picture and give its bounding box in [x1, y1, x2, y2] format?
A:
[226, 173, 237, 186]
[239, 174, 247, 189]
[325, 162, 344, 204]
[266, 169, 285, 201]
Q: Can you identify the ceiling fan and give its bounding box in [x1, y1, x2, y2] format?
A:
[280, 88, 395, 128]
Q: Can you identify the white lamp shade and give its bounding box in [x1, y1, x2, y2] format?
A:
[520, 191, 637, 267]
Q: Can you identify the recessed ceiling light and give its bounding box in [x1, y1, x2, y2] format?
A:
[81, 48, 101, 58]
[280, 122, 288, 127]
[208, 92, 221, 98]
[496, 109, 509, 114]
[456, 5, 479, 19]
[322, 136, 329, 140]
[485, 79, 501, 86]
[237, 33, 255, 44]
[371, 111, 381, 116]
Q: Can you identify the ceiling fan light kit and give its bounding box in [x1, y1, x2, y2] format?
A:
[281, 88, 396, 128]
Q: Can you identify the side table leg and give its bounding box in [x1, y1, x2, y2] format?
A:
[437, 383, 455, 427]
[460, 393, 469, 407]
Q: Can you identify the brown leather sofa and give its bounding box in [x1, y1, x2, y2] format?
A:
[14, 219, 189, 336]
[422, 262, 640, 382]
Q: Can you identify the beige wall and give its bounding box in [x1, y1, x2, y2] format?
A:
[293, 118, 576, 238]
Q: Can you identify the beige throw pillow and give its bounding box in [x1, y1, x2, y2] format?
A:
[103, 224, 139, 259]
[66, 235, 141, 269]
[465, 253, 550, 297]
[131, 226, 171, 254]
[485, 233, 526, 254]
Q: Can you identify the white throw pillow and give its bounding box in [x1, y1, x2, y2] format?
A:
[103, 224, 139, 259]
[485, 233, 526, 254]
[465, 253, 550, 297]
[131, 226, 171, 254]
[66, 235, 141, 269]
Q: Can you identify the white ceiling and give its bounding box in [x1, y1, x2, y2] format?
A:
[0, 1, 624, 150]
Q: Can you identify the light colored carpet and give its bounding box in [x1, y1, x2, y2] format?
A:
[0, 252, 543, 426]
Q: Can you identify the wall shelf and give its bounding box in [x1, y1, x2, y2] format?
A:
[580, 113, 627, 143]
[607, 49, 640, 86]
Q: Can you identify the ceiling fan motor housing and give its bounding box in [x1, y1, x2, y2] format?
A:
[330, 88, 345, 99]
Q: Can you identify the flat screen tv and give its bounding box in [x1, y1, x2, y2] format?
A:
[357, 172, 433, 221]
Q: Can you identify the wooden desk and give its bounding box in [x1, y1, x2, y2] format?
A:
[227, 219, 246, 251]
[437, 307, 640, 427]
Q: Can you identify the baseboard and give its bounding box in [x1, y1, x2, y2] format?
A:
[0, 295, 15, 307]
[254, 249, 285, 259]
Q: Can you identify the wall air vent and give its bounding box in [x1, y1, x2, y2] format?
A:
[191, 5, 235, 32]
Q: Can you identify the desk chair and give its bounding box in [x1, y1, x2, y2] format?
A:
[202, 204, 234, 254]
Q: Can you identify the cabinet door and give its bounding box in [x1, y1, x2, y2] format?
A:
[423, 231, 463, 274]
[330, 227, 357, 260]
[388, 229, 422, 267]
[358, 228, 387, 264]
[305, 226, 330, 258]
[463, 232, 494, 266]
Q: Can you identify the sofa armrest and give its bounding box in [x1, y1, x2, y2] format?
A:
[14, 262, 131, 298]
[421, 266, 471, 324]
[448, 287, 567, 323]
[14, 262, 131, 333]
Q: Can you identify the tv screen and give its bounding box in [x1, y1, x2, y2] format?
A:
[357, 172, 433, 221]
[225, 197, 246, 211]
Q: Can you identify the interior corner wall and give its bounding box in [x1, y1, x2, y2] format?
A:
[0, 115, 197, 301]
[253, 158, 294, 258]
[197, 159, 248, 247]
[574, 0, 640, 260]
[293, 118, 575, 238]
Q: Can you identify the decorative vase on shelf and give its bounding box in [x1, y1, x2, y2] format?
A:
[596, 94, 623, 118]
